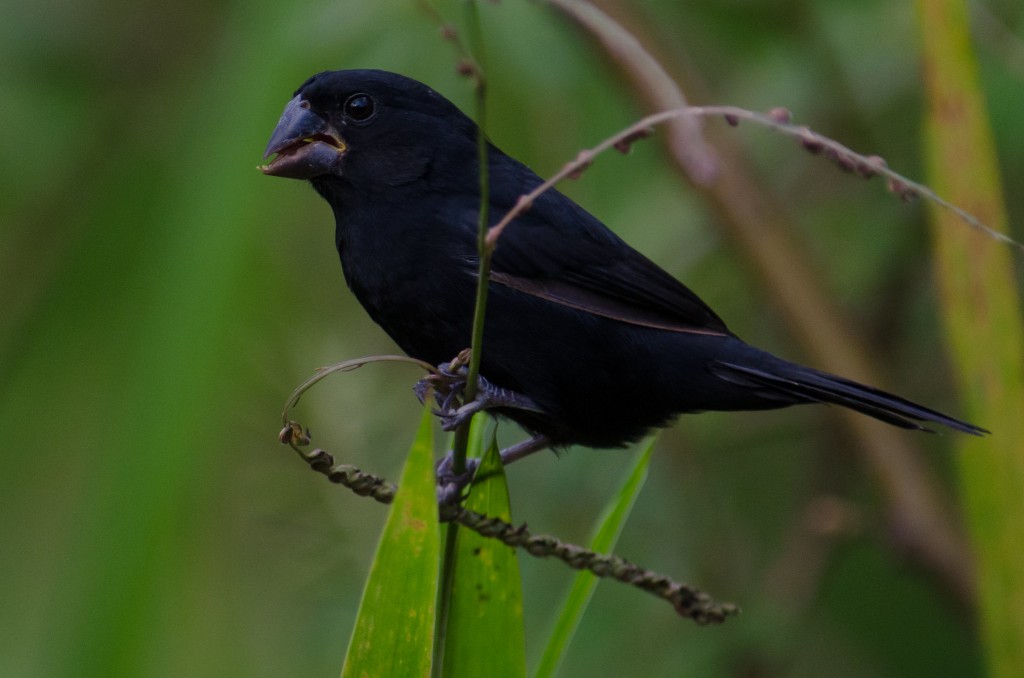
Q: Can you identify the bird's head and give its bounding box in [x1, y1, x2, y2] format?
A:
[260, 69, 478, 195]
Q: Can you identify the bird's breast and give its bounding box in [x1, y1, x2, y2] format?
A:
[336, 214, 479, 364]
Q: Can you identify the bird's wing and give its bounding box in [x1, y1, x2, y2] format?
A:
[482, 175, 731, 337]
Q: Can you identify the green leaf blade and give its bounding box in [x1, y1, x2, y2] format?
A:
[533, 438, 654, 678]
[341, 407, 441, 678]
[442, 418, 527, 678]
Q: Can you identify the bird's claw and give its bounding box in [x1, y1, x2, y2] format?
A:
[412, 378, 433, 405]
[415, 364, 475, 430]
[415, 361, 469, 405]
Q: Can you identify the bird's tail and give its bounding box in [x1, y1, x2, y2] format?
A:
[709, 360, 988, 435]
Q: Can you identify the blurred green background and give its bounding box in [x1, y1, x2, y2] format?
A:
[2, 0, 1022, 675]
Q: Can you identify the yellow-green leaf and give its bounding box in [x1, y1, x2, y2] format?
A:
[341, 407, 440, 678]
[916, 2, 1024, 677]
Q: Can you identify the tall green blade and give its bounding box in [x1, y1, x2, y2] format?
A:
[916, 2, 1024, 676]
[341, 407, 440, 678]
[533, 440, 653, 678]
[442, 419, 526, 678]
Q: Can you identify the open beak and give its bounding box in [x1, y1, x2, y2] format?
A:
[260, 95, 346, 179]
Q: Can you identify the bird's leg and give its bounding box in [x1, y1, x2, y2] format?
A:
[436, 434, 552, 506]
[414, 362, 544, 432]
[497, 434, 553, 465]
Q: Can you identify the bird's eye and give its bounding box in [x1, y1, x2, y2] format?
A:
[344, 93, 376, 122]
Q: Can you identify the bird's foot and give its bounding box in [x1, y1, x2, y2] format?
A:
[414, 356, 472, 415]
[414, 361, 544, 432]
[435, 453, 479, 506]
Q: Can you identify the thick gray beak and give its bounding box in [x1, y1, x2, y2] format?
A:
[260, 95, 346, 179]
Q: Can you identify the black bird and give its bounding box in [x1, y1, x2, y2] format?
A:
[262, 69, 985, 464]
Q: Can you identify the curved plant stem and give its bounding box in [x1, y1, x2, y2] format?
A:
[280, 354, 435, 427]
[553, 0, 983, 610]
[485, 104, 1019, 251]
[441, 505, 738, 624]
[278, 434, 737, 625]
